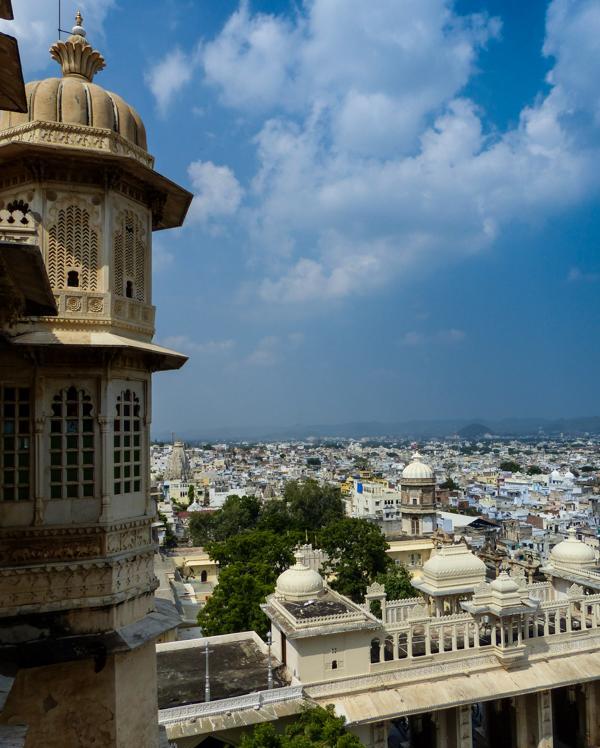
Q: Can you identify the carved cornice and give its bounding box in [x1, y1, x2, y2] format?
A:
[0, 121, 154, 169]
[0, 549, 157, 615]
[0, 517, 155, 566]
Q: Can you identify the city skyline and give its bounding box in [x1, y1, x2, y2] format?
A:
[4, 0, 599, 432]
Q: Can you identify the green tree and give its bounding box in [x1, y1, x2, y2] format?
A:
[318, 518, 390, 602]
[283, 479, 344, 532]
[207, 530, 295, 574]
[499, 460, 521, 473]
[188, 494, 262, 545]
[188, 511, 215, 546]
[375, 563, 417, 601]
[157, 511, 177, 549]
[240, 706, 362, 748]
[197, 561, 275, 638]
[526, 465, 543, 475]
[440, 477, 459, 490]
[187, 484, 195, 502]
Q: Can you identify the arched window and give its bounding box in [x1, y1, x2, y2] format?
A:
[114, 389, 142, 495]
[49, 386, 95, 499]
[67, 270, 80, 287]
[125, 280, 133, 298]
[200, 570, 208, 583]
[370, 638, 381, 664]
[384, 635, 394, 661]
[0, 386, 31, 501]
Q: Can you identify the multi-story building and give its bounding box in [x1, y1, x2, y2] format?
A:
[0, 15, 190, 746]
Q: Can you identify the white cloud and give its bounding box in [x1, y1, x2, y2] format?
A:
[162, 336, 235, 355]
[187, 160, 244, 224]
[400, 329, 466, 346]
[196, 0, 600, 304]
[145, 48, 196, 116]
[0, 0, 115, 73]
[245, 336, 281, 367]
[203, 1, 300, 112]
[567, 266, 600, 283]
[242, 332, 305, 367]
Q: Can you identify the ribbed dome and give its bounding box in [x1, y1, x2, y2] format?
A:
[0, 13, 147, 151]
[422, 544, 486, 582]
[402, 452, 434, 481]
[550, 528, 596, 569]
[0, 79, 147, 150]
[276, 552, 324, 602]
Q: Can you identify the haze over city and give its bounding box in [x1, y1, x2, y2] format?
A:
[4, 0, 599, 434]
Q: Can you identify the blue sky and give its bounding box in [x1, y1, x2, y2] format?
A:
[4, 0, 600, 434]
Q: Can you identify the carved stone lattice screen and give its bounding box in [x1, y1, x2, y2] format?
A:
[47, 205, 99, 291]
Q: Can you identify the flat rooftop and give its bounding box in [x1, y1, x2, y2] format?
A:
[283, 593, 351, 620]
[157, 636, 288, 709]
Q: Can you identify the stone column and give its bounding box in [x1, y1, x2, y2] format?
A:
[585, 681, 600, 747]
[514, 695, 529, 747]
[456, 704, 473, 748]
[33, 415, 46, 526]
[537, 690, 553, 748]
[98, 414, 111, 522]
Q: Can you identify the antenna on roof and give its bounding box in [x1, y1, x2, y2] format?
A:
[57, 0, 71, 38]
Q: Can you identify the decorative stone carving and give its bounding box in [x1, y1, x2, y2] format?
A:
[0, 121, 154, 169]
[0, 551, 157, 614]
[568, 583, 584, 597]
[0, 518, 154, 566]
[408, 604, 429, 620]
[65, 296, 82, 312]
[87, 297, 104, 313]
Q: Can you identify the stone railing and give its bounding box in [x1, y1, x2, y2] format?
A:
[47, 290, 155, 334]
[368, 589, 600, 666]
[526, 581, 553, 601]
[158, 685, 304, 725]
[383, 597, 426, 624]
[0, 209, 38, 244]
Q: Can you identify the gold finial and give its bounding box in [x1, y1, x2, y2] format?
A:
[72, 10, 86, 37]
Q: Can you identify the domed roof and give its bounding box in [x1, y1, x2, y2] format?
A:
[402, 452, 434, 481]
[0, 13, 147, 151]
[550, 528, 596, 569]
[423, 544, 486, 580]
[276, 551, 324, 602]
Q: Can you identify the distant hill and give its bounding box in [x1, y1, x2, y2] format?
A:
[457, 423, 493, 439]
[153, 416, 600, 443]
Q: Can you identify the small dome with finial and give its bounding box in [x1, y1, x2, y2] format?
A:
[402, 452, 434, 481]
[0, 12, 147, 150]
[275, 551, 324, 602]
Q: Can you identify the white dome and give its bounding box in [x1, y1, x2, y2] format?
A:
[550, 528, 596, 569]
[275, 552, 324, 601]
[422, 543, 486, 582]
[402, 452, 434, 481]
